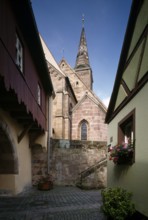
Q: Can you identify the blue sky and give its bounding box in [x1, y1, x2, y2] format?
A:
[31, 0, 132, 106]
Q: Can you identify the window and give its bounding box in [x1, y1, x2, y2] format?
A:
[37, 84, 41, 106]
[81, 120, 87, 140]
[15, 34, 23, 72]
[118, 109, 135, 145]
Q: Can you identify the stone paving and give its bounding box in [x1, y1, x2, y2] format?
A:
[0, 186, 106, 220]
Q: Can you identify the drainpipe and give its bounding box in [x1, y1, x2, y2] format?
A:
[47, 91, 55, 173]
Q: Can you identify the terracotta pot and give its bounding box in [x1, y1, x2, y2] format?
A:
[38, 181, 53, 191]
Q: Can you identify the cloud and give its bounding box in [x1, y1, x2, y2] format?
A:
[102, 96, 110, 107]
[95, 89, 110, 108]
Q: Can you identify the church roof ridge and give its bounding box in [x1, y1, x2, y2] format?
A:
[59, 58, 91, 88]
[59, 58, 106, 111]
[72, 92, 107, 113]
[90, 90, 107, 111]
[47, 61, 65, 78]
[40, 34, 66, 77]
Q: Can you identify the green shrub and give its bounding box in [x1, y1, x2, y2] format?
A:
[101, 187, 135, 220]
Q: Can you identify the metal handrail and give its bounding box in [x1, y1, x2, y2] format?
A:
[79, 157, 107, 180]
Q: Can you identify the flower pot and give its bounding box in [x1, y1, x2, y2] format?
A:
[116, 152, 134, 165]
[38, 181, 53, 191]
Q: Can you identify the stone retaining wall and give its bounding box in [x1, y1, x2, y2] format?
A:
[32, 139, 107, 188]
[49, 139, 107, 188]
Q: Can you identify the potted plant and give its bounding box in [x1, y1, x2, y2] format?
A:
[108, 142, 134, 165]
[37, 175, 53, 191]
[101, 187, 135, 220]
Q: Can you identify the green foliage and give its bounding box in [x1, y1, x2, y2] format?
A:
[101, 187, 135, 220]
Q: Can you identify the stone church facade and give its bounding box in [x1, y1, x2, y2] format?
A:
[41, 25, 108, 142]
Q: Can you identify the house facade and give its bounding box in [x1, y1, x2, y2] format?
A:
[0, 0, 53, 194]
[106, 0, 148, 216]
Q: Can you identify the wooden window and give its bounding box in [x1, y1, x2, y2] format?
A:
[118, 109, 135, 145]
[81, 120, 87, 140]
[37, 84, 41, 106]
[15, 34, 23, 73]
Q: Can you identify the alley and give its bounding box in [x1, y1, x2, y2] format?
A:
[0, 186, 106, 220]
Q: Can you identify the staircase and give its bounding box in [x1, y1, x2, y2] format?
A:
[76, 157, 107, 189]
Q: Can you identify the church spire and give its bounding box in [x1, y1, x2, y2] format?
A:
[74, 16, 93, 90]
[75, 16, 90, 69]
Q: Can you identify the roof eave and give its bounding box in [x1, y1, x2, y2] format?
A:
[11, 0, 53, 94]
[105, 0, 143, 123]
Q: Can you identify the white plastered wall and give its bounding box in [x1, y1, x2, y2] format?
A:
[107, 83, 148, 216]
[0, 109, 32, 194]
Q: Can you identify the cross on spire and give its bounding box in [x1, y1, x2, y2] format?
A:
[82, 14, 85, 27]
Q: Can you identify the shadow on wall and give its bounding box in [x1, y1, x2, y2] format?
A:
[113, 163, 131, 180]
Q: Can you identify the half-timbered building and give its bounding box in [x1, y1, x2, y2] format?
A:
[106, 0, 148, 216]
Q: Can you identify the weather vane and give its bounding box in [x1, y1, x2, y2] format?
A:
[82, 14, 85, 27]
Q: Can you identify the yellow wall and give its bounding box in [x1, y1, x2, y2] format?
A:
[0, 109, 32, 194]
[107, 83, 148, 216]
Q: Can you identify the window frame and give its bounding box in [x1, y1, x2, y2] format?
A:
[81, 120, 88, 140]
[15, 33, 24, 73]
[118, 109, 135, 145]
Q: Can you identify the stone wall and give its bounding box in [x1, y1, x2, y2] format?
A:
[49, 139, 107, 188]
[72, 95, 108, 141]
[31, 145, 48, 186]
[32, 139, 107, 188]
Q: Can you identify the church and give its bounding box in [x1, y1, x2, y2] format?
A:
[41, 21, 108, 142]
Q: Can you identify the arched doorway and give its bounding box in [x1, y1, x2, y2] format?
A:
[0, 120, 18, 174]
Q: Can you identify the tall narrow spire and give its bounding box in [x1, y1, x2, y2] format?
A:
[75, 19, 90, 69]
[74, 17, 93, 90]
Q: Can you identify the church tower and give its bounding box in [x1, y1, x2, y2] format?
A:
[74, 18, 93, 90]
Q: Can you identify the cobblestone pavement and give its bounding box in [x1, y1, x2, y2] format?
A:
[0, 186, 107, 220]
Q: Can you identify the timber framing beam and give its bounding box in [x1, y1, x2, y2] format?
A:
[18, 123, 33, 143]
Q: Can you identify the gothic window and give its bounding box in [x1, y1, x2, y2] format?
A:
[81, 120, 87, 140]
[15, 33, 23, 73]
